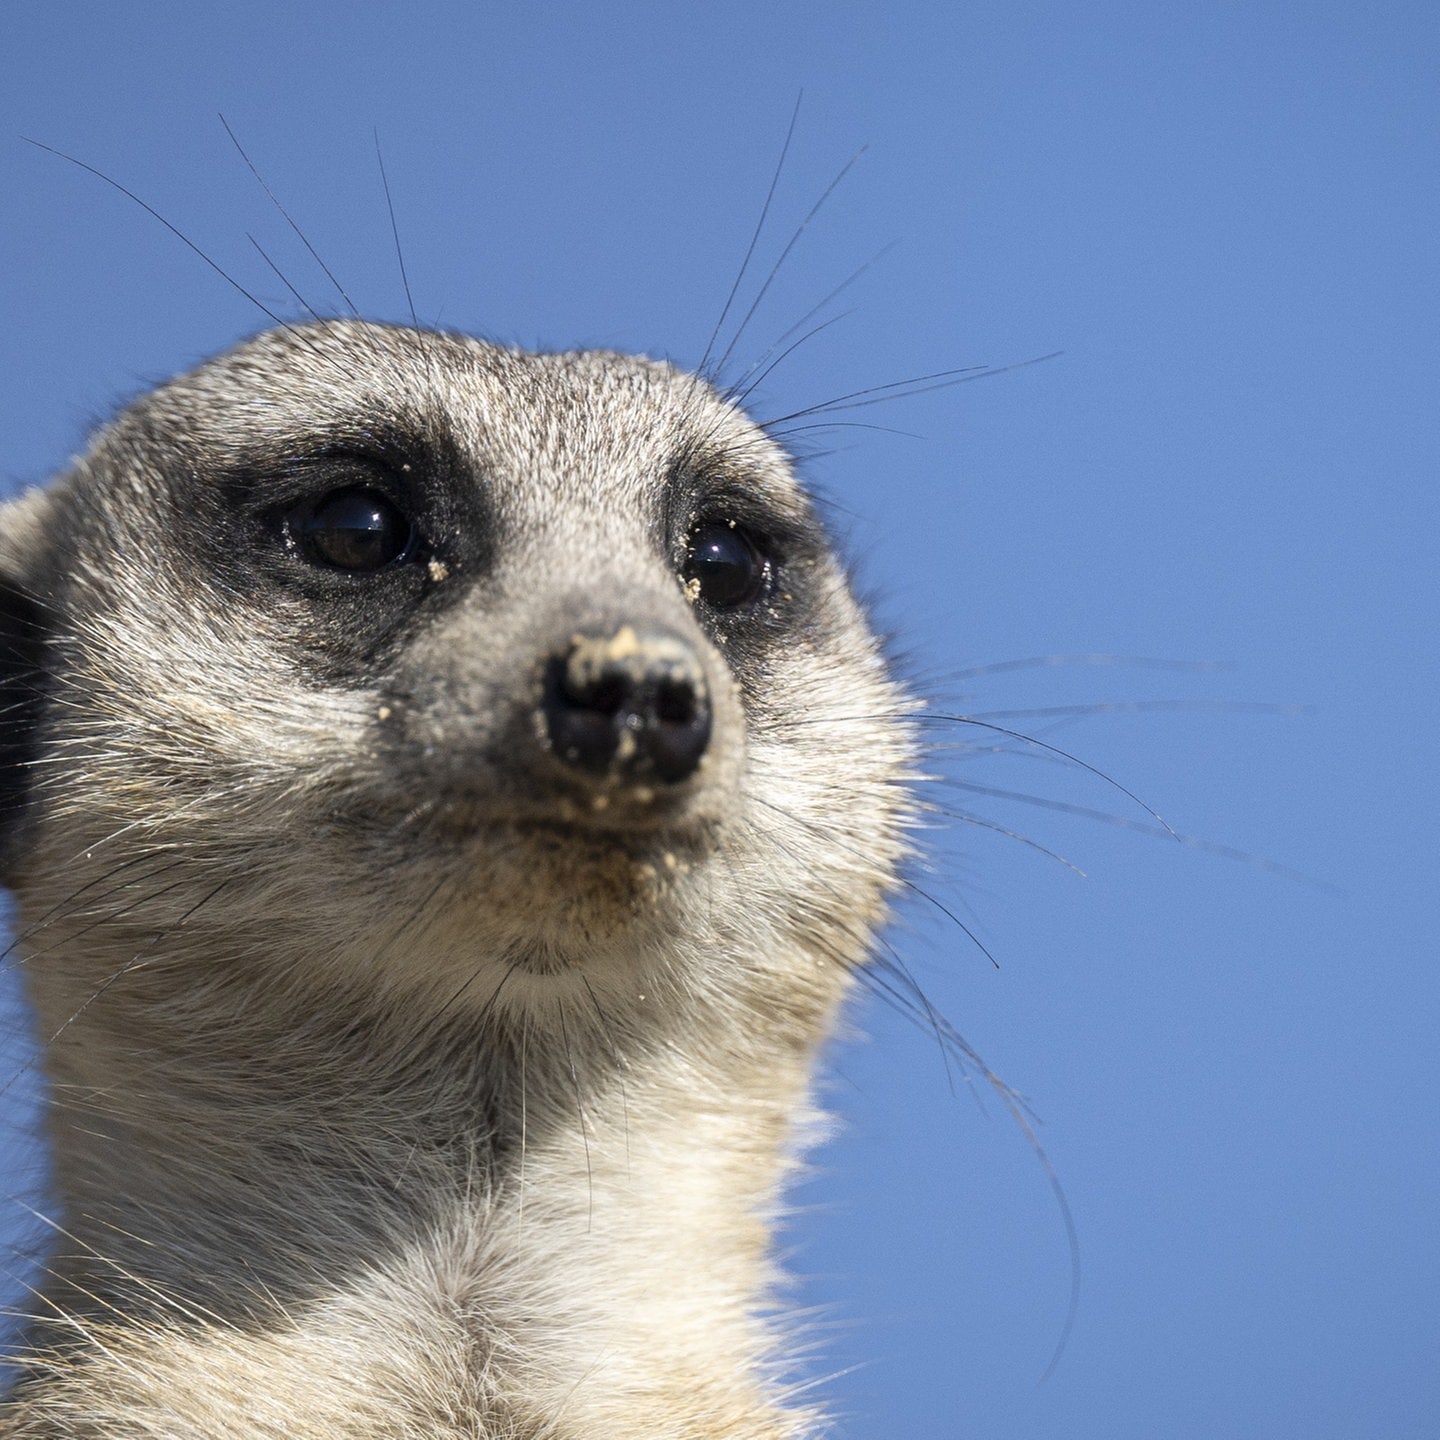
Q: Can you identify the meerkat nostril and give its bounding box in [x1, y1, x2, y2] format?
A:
[647, 698, 711, 783]
[542, 627, 711, 786]
[654, 677, 698, 726]
[573, 673, 628, 720]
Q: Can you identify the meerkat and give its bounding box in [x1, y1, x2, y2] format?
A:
[0, 317, 919, 1437]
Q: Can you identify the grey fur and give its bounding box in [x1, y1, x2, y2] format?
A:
[0, 320, 915, 1437]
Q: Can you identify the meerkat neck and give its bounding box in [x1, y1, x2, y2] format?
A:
[20, 926, 827, 1438]
[36, 933, 817, 1286]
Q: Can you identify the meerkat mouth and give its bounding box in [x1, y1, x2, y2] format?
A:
[413, 792, 723, 853]
[388, 806, 715, 951]
[485, 815, 708, 900]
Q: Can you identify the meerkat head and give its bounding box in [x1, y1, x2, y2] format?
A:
[0, 319, 914, 1047]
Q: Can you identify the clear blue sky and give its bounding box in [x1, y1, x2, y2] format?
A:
[1, 4, 1436, 1437]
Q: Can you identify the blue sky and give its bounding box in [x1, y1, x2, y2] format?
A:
[1, 4, 1436, 1437]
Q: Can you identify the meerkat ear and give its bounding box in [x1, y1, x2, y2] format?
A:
[0, 487, 58, 873]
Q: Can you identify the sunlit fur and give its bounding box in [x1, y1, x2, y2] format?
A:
[0, 321, 916, 1438]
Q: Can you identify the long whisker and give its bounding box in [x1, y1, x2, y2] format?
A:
[697, 92, 803, 380]
[758, 351, 1063, 428]
[19, 139, 351, 383]
[710, 145, 868, 383]
[724, 242, 900, 408]
[373, 130, 418, 330]
[220, 114, 359, 317]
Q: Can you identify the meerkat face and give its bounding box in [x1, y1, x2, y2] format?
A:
[0, 320, 914, 1031]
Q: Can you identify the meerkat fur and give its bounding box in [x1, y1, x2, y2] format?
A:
[0, 319, 918, 1438]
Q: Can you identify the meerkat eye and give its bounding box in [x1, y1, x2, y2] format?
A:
[682, 521, 769, 610]
[292, 487, 417, 572]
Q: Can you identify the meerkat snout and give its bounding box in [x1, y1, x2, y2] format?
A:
[541, 626, 713, 786]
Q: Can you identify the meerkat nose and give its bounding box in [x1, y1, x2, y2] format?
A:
[541, 625, 712, 787]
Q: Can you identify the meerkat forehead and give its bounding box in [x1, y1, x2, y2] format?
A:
[144, 318, 801, 509]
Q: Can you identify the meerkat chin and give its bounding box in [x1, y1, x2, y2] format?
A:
[0, 319, 917, 1438]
